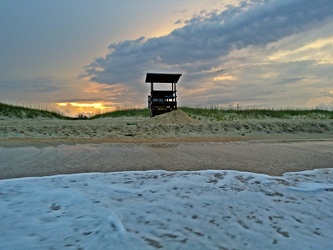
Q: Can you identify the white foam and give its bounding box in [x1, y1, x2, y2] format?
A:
[289, 182, 333, 192]
[1, 169, 333, 249]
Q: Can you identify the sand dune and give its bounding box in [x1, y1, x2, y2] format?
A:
[0, 110, 332, 145]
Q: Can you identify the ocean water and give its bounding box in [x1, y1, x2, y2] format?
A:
[1, 169, 333, 249]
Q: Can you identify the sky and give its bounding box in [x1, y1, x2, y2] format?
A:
[1, 0, 333, 117]
[1, 168, 333, 249]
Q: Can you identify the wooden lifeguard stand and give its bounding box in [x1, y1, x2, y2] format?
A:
[146, 73, 182, 117]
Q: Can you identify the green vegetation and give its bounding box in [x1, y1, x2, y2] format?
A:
[1, 102, 332, 120]
[180, 107, 333, 121]
[91, 106, 333, 120]
[0, 102, 68, 119]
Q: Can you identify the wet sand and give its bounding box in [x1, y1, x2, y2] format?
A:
[1, 139, 333, 180]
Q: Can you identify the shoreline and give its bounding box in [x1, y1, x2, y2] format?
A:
[1, 132, 333, 148]
[1, 136, 333, 180]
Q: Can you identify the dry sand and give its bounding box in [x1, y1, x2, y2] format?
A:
[1, 110, 333, 179]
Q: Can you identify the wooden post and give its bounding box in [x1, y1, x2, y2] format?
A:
[174, 82, 177, 109]
[150, 81, 153, 117]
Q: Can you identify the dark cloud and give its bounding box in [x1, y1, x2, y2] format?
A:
[85, 0, 333, 85]
[174, 19, 182, 25]
[84, 0, 333, 107]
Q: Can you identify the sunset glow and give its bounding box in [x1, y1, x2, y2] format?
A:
[57, 102, 104, 109]
[1, 1, 333, 111]
[268, 36, 333, 63]
[213, 75, 237, 81]
[56, 102, 116, 117]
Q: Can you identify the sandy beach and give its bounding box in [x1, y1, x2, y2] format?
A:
[1, 110, 333, 179]
[1, 110, 333, 249]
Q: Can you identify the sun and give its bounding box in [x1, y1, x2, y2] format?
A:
[56, 102, 115, 117]
[57, 102, 105, 109]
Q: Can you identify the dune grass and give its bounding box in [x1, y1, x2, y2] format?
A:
[1, 102, 332, 120]
[180, 107, 333, 121]
[92, 106, 333, 120]
[0, 102, 68, 119]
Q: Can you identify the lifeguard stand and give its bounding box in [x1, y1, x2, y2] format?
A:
[146, 73, 182, 117]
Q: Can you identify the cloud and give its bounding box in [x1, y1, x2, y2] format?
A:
[0, 78, 60, 93]
[274, 77, 305, 85]
[57, 97, 103, 103]
[268, 36, 333, 64]
[84, 0, 333, 108]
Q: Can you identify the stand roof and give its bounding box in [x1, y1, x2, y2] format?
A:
[145, 73, 182, 83]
